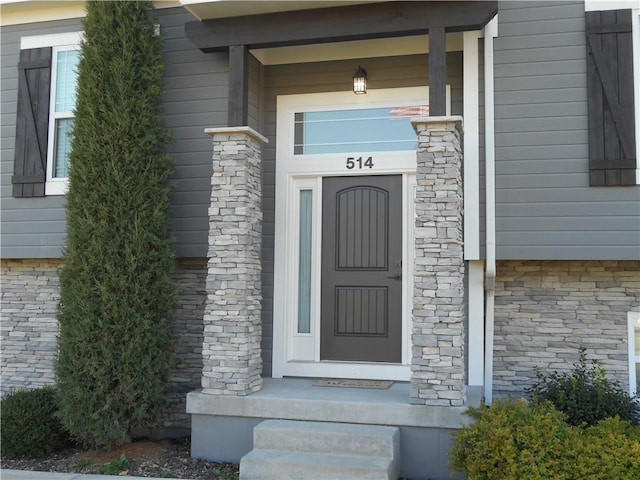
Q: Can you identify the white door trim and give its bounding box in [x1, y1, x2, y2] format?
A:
[272, 87, 444, 380]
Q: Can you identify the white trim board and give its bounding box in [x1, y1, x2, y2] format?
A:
[628, 311, 640, 396]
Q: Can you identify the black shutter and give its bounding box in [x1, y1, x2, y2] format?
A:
[12, 47, 52, 197]
[586, 9, 636, 186]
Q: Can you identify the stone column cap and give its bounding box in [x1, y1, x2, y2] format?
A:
[204, 126, 269, 144]
[411, 115, 463, 132]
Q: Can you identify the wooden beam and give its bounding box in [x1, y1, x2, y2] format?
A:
[186, 1, 497, 53]
[429, 26, 447, 116]
[228, 45, 249, 127]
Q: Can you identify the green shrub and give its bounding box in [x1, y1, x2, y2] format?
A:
[450, 398, 572, 479]
[1, 387, 72, 459]
[450, 399, 640, 480]
[529, 347, 639, 426]
[568, 417, 640, 479]
[56, 0, 175, 449]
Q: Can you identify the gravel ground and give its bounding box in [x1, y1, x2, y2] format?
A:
[0, 438, 239, 479]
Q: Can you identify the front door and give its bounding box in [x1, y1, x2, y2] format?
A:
[321, 175, 403, 362]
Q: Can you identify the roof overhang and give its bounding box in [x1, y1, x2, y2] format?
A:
[180, 0, 390, 22]
[185, 1, 498, 53]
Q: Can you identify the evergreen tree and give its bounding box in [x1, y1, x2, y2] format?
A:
[56, 0, 175, 448]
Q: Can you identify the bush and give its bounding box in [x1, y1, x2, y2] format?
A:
[450, 398, 572, 479]
[1, 387, 72, 459]
[529, 347, 639, 426]
[56, 0, 175, 448]
[450, 399, 640, 480]
[569, 417, 640, 479]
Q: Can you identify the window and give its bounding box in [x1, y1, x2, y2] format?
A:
[293, 106, 428, 155]
[629, 312, 640, 395]
[297, 189, 313, 334]
[12, 32, 81, 197]
[48, 47, 79, 185]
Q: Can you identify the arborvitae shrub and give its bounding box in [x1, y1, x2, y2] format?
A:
[529, 347, 639, 426]
[56, 0, 175, 448]
[1, 387, 72, 459]
[450, 399, 640, 480]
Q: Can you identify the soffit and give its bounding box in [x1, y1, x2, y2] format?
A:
[0, 1, 180, 26]
[251, 33, 464, 66]
[179, 0, 390, 21]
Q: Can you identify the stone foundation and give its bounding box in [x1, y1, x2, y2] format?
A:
[164, 258, 208, 428]
[0, 258, 207, 430]
[493, 260, 640, 396]
[1, 259, 62, 395]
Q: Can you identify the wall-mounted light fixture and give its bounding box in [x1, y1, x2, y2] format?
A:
[353, 65, 367, 94]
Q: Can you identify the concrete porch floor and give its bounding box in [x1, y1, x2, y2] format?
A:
[187, 377, 477, 429]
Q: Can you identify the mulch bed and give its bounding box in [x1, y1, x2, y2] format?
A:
[1, 437, 239, 479]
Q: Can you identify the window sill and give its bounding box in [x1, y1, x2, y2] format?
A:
[45, 180, 68, 196]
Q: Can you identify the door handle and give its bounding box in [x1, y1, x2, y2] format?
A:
[387, 274, 402, 280]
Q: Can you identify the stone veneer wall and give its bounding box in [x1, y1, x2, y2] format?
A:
[164, 258, 208, 429]
[1, 259, 61, 395]
[411, 117, 466, 406]
[201, 127, 266, 396]
[493, 260, 640, 397]
[0, 258, 207, 430]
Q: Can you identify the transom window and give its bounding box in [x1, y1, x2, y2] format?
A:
[293, 105, 429, 155]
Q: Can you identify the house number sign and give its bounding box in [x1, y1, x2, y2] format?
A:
[346, 156, 374, 169]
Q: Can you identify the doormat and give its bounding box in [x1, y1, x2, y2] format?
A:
[312, 378, 393, 389]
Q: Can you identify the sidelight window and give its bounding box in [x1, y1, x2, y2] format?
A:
[297, 189, 313, 334]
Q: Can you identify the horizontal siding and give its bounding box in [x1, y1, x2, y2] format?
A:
[1, 8, 220, 259]
[494, 0, 640, 260]
[0, 18, 79, 259]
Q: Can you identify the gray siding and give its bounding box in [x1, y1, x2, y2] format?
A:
[0, 18, 79, 259]
[494, 1, 640, 260]
[1, 8, 219, 259]
[260, 53, 464, 375]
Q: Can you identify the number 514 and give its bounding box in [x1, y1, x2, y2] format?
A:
[346, 156, 374, 169]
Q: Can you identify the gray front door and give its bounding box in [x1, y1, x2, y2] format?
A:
[320, 175, 402, 363]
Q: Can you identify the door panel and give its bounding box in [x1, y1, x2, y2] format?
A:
[321, 175, 402, 362]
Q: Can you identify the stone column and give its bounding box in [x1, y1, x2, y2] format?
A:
[410, 117, 466, 406]
[202, 127, 268, 396]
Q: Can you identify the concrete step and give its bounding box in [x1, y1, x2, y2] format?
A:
[240, 449, 396, 480]
[240, 420, 400, 480]
[252, 419, 400, 458]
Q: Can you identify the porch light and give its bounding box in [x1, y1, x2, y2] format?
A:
[352, 65, 367, 94]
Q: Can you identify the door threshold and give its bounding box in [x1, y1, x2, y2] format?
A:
[274, 361, 411, 382]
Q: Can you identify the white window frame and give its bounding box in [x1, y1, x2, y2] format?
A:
[628, 311, 640, 396]
[20, 32, 82, 196]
